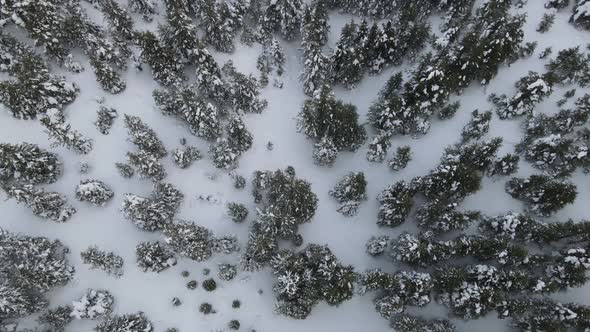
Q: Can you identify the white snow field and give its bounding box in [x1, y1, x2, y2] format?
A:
[1, 0, 590, 331]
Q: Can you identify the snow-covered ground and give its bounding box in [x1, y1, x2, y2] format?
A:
[1, 1, 590, 331]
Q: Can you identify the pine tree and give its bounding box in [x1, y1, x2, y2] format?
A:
[95, 106, 118, 135]
[75, 179, 114, 206]
[545, 47, 590, 87]
[194, 0, 237, 53]
[218, 263, 238, 281]
[377, 181, 416, 227]
[80, 247, 124, 277]
[153, 86, 221, 140]
[391, 314, 456, 332]
[491, 72, 553, 119]
[136, 241, 177, 273]
[571, 0, 590, 30]
[122, 182, 184, 231]
[227, 202, 249, 223]
[366, 131, 391, 163]
[297, 85, 366, 160]
[124, 114, 167, 158]
[172, 145, 201, 169]
[134, 30, 184, 86]
[329, 172, 367, 216]
[0, 282, 48, 320]
[300, 0, 329, 96]
[4, 184, 76, 222]
[312, 135, 338, 166]
[95, 312, 153, 332]
[226, 116, 253, 153]
[461, 110, 492, 142]
[100, 0, 134, 59]
[40, 113, 93, 155]
[38, 305, 73, 332]
[330, 21, 365, 89]
[506, 175, 577, 216]
[0, 143, 61, 185]
[71, 289, 115, 319]
[222, 61, 268, 113]
[129, 0, 157, 21]
[537, 13, 555, 33]
[388, 146, 412, 171]
[163, 221, 213, 261]
[366, 235, 390, 256]
[545, 0, 570, 9]
[211, 138, 240, 170]
[262, 0, 304, 40]
[115, 162, 135, 178]
[416, 200, 481, 234]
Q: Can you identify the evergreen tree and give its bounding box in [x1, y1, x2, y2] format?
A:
[211, 138, 240, 170]
[461, 110, 492, 142]
[489, 153, 520, 176]
[115, 162, 135, 178]
[537, 13, 555, 33]
[38, 305, 73, 332]
[0, 282, 48, 320]
[300, 1, 329, 96]
[545, 0, 570, 9]
[122, 182, 184, 231]
[366, 235, 390, 256]
[100, 0, 134, 59]
[377, 181, 415, 227]
[127, 150, 167, 181]
[226, 116, 253, 154]
[312, 136, 338, 166]
[95, 106, 118, 135]
[134, 30, 184, 86]
[153, 86, 221, 140]
[124, 114, 167, 158]
[416, 200, 481, 234]
[227, 202, 249, 223]
[40, 113, 93, 155]
[545, 47, 590, 87]
[0, 143, 61, 185]
[172, 145, 201, 169]
[75, 179, 114, 206]
[391, 314, 456, 332]
[218, 263, 238, 281]
[262, 0, 304, 40]
[80, 247, 124, 277]
[222, 61, 268, 114]
[4, 184, 76, 222]
[136, 241, 177, 273]
[71, 289, 115, 319]
[95, 312, 153, 332]
[330, 21, 365, 89]
[388, 146, 412, 171]
[297, 85, 366, 160]
[270, 244, 355, 319]
[194, 0, 238, 53]
[506, 175, 577, 216]
[129, 0, 157, 21]
[163, 221, 213, 261]
[366, 131, 391, 163]
[571, 0, 590, 30]
[329, 172, 367, 216]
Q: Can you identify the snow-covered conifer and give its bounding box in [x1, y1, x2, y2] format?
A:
[38, 305, 73, 332]
[329, 172, 367, 216]
[80, 247, 124, 277]
[388, 146, 412, 171]
[226, 116, 253, 153]
[377, 181, 415, 227]
[506, 175, 577, 216]
[571, 0, 590, 30]
[366, 132, 391, 163]
[134, 31, 184, 86]
[129, 0, 157, 21]
[163, 221, 213, 261]
[330, 21, 365, 89]
[312, 136, 338, 166]
[545, 47, 590, 87]
[227, 202, 249, 223]
[461, 110, 492, 142]
[124, 114, 167, 158]
[115, 162, 135, 178]
[95, 106, 118, 135]
[0, 143, 61, 185]
[5, 184, 76, 222]
[127, 150, 167, 181]
[173, 145, 201, 169]
[75, 179, 114, 206]
[122, 182, 183, 231]
[222, 61, 268, 114]
[491, 72, 552, 119]
[366, 235, 390, 256]
[218, 263, 238, 281]
[95, 312, 153, 332]
[71, 289, 114, 319]
[136, 241, 177, 273]
[262, 0, 304, 40]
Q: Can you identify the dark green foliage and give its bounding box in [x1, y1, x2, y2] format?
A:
[438, 101, 461, 120]
[358, 269, 433, 319]
[194, 0, 241, 53]
[232, 300, 241, 309]
[163, 221, 212, 261]
[271, 245, 355, 319]
[545, 0, 570, 9]
[228, 320, 240, 330]
[134, 30, 184, 86]
[227, 202, 248, 223]
[491, 71, 553, 119]
[226, 116, 253, 153]
[365, 235, 390, 256]
[71, 289, 114, 319]
[330, 21, 365, 89]
[172, 145, 201, 169]
[506, 175, 577, 216]
[0, 34, 78, 119]
[124, 114, 167, 158]
[537, 13, 555, 33]
[312, 136, 338, 166]
[129, 0, 156, 21]
[366, 131, 391, 163]
[136, 241, 177, 273]
[300, 0, 329, 96]
[571, 0, 590, 30]
[461, 110, 492, 142]
[416, 200, 481, 234]
[4, 184, 76, 222]
[329, 172, 367, 216]
[127, 150, 167, 181]
[243, 167, 318, 270]
[218, 263, 238, 281]
[545, 47, 590, 87]
[202, 278, 217, 292]
[199, 302, 214, 314]
[40, 114, 93, 154]
[391, 314, 456, 332]
[95, 106, 118, 135]
[38, 305, 73, 332]
[231, 172, 247, 189]
[377, 181, 415, 227]
[122, 182, 184, 231]
[115, 162, 134, 178]
[388, 146, 412, 171]
[186, 280, 197, 289]
[221, 61, 268, 114]
[81, 247, 124, 277]
[153, 86, 221, 140]
[0, 143, 61, 185]
[298, 85, 366, 157]
[95, 312, 153, 332]
[489, 153, 520, 176]
[261, 0, 304, 40]
[211, 139, 239, 170]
